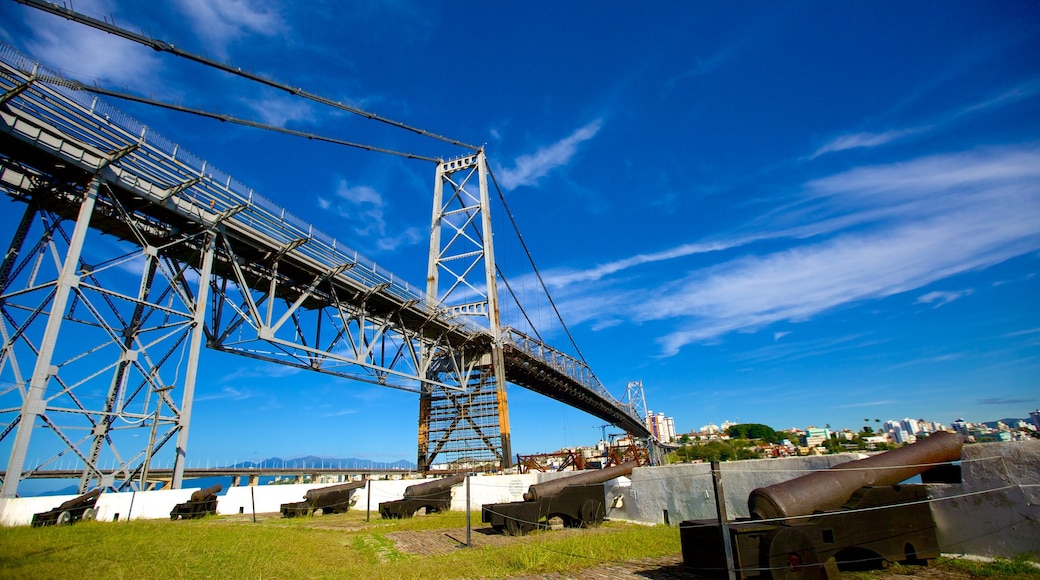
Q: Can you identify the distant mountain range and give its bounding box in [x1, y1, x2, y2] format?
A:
[30, 455, 415, 496]
[231, 455, 415, 470]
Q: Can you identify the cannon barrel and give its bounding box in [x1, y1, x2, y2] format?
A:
[57, 488, 101, 511]
[523, 461, 637, 502]
[190, 483, 222, 502]
[304, 480, 366, 503]
[403, 473, 467, 498]
[748, 431, 963, 520]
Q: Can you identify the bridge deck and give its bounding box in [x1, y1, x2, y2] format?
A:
[0, 43, 649, 439]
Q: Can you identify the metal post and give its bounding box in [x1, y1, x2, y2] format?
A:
[1, 179, 98, 498]
[171, 231, 216, 489]
[366, 480, 372, 521]
[711, 460, 737, 580]
[465, 474, 472, 548]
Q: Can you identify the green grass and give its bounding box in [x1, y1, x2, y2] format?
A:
[942, 554, 1040, 578]
[0, 511, 681, 579]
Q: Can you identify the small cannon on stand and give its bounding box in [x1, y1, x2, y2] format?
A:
[281, 480, 367, 517]
[379, 473, 466, 518]
[170, 484, 222, 520]
[681, 432, 964, 579]
[31, 489, 101, 527]
[482, 462, 636, 535]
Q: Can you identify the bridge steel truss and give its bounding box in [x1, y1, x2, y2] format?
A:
[0, 45, 484, 496]
[0, 43, 649, 496]
[419, 152, 511, 472]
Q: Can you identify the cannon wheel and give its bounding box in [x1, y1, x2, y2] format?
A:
[579, 499, 604, 528]
[82, 508, 96, 522]
[504, 516, 534, 536]
[56, 511, 72, 526]
[766, 527, 820, 580]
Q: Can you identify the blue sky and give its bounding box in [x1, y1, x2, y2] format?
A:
[1, 1, 1038, 472]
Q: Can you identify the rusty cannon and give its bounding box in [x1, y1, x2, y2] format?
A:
[379, 473, 467, 519]
[170, 483, 222, 520]
[681, 431, 964, 579]
[281, 480, 367, 517]
[482, 461, 636, 536]
[31, 488, 101, 527]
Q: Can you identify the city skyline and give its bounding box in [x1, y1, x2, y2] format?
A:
[0, 2, 1037, 476]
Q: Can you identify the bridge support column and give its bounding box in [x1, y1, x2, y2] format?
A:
[1, 179, 98, 498]
[171, 231, 216, 489]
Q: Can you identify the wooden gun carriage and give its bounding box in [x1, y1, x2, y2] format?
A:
[681, 432, 964, 579]
[379, 473, 466, 519]
[280, 480, 366, 517]
[170, 484, 222, 520]
[481, 462, 635, 535]
[31, 489, 101, 527]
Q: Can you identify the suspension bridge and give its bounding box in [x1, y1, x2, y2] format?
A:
[0, 4, 650, 498]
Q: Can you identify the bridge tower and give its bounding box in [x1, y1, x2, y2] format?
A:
[419, 151, 512, 472]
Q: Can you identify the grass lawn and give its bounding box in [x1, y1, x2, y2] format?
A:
[0, 510, 680, 579]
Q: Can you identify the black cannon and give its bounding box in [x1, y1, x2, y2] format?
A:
[482, 461, 636, 535]
[379, 473, 467, 519]
[281, 480, 367, 517]
[31, 488, 101, 527]
[170, 484, 222, 520]
[681, 432, 964, 579]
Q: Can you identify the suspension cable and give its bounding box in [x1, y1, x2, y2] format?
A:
[38, 75, 441, 163]
[15, 0, 480, 152]
[486, 164, 591, 367]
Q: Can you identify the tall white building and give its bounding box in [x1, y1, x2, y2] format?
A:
[648, 411, 677, 443]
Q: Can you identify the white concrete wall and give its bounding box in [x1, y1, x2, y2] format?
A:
[0, 488, 197, 526]
[929, 439, 1040, 559]
[221, 483, 325, 515]
[616, 454, 855, 525]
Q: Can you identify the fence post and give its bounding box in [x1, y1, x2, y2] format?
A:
[711, 460, 737, 580]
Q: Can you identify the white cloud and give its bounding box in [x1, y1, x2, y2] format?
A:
[810, 128, 923, 158]
[810, 80, 1040, 159]
[245, 94, 316, 127]
[496, 119, 603, 190]
[22, 3, 162, 85]
[175, 0, 283, 55]
[320, 181, 425, 253]
[559, 145, 1040, 355]
[916, 289, 974, 308]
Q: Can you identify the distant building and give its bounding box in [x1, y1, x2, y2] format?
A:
[648, 411, 677, 443]
[802, 426, 830, 448]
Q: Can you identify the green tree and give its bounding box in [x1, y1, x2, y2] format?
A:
[725, 423, 779, 443]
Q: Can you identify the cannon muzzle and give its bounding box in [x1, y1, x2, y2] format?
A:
[403, 473, 467, 498]
[190, 483, 222, 502]
[748, 431, 963, 520]
[523, 461, 636, 502]
[57, 488, 101, 511]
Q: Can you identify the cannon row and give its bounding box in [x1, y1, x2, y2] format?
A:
[681, 431, 965, 579]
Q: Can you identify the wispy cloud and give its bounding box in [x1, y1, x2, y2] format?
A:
[810, 128, 925, 158]
[317, 181, 423, 252]
[664, 49, 733, 90]
[197, 386, 254, 402]
[811, 80, 1040, 159]
[558, 144, 1040, 355]
[978, 397, 1033, 405]
[175, 0, 284, 56]
[915, 289, 974, 308]
[244, 93, 316, 127]
[496, 119, 603, 191]
[21, 1, 161, 85]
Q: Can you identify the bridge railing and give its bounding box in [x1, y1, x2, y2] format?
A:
[502, 327, 642, 425]
[0, 43, 486, 333]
